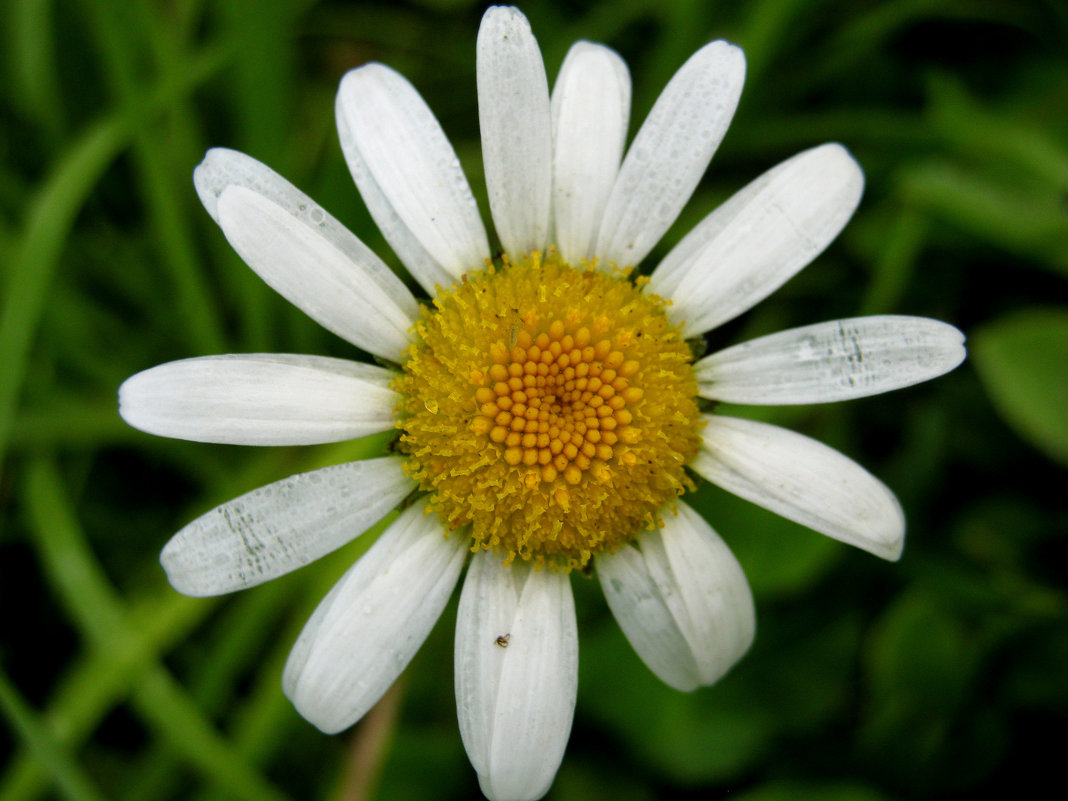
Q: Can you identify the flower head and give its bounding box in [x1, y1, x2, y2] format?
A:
[396, 251, 702, 569]
[119, 6, 965, 800]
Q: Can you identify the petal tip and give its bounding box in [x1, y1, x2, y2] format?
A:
[479, 5, 532, 42]
[482, 4, 527, 24]
[701, 38, 747, 76]
[943, 322, 968, 367]
[116, 370, 155, 434]
[192, 147, 246, 221]
[871, 502, 907, 562]
[158, 532, 221, 598]
[337, 61, 391, 95]
[285, 688, 353, 735]
[878, 535, 906, 562]
[817, 141, 866, 199]
[158, 547, 204, 598]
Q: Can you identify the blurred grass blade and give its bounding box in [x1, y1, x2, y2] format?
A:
[858, 206, 930, 315]
[735, 0, 812, 82]
[77, 0, 226, 356]
[118, 582, 295, 801]
[0, 593, 215, 801]
[10, 397, 139, 448]
[0, 122, 126, 484]
[804, 0, 1038, 92]
[22, 456, 293, 801]
[0, 433, 386, 801]
[5, 0, 65, 137]
[0, 667, 109, 801]
[0, 41, 229, 484]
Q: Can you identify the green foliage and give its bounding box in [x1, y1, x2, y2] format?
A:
[972, 308, 1068, 466]
[1, 0, 1066, 800]
[733, 781, 896, 801]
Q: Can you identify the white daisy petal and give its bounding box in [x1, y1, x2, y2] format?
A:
[695, 316, 967, 405]
[551, 41, 630, 264]
[118, 354, 398, 445]
[596, 540, 699, 689]
[647, 143, 864, 338]
[692, 415, 906, 560]
[456, 552, 577, 801]
[336, 64, 489, 293]
[200, 162, 415, 361]
[477, 5, 553, 257]
[332, 129, 456, 294]
[195, 149, 418, 351]
[595, 40, 746, 268]
[160, 456, 414, 597]
[454, 551, 520, 777]
[282, 500, 466, 734]
[598, 501, 755, 691]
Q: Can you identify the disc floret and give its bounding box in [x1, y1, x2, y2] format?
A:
[395, 252, 701, 569]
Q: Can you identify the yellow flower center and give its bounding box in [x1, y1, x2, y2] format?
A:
[394, 251, 701, 569]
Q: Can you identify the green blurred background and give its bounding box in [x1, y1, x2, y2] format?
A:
[2, 0, 1067, 799]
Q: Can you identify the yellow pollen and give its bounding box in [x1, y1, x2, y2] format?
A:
[394, 251, 701, 570]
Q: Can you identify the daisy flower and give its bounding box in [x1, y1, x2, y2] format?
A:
[119, 6, 966, 800]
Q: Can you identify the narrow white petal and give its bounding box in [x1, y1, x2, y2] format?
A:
[597, 542, 700, 690]
[647, 143, 864, 338]
[456, 553, 577, 801]
[455, 551, 523, 776]
[332, 130, 456, 294]
[195, 149, 417, 345]
[336, 64, 489, 293]
[551, 41, 630, 264]
[282, 500, 466, 734]
[595, 40, 746, 268]
[652, 503, 756, 683]
[160, 456, 414, 596]
[598, 502, 754, 691]
[696, 316, 967, 404]
[692, 415, 906, 560]
[485, 568, 576, 801]
[118, 354, 398, 445]
[203, 166, 415, 361]
[477, 6, 552, 257]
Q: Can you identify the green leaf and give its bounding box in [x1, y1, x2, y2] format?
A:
[927, 75, 1068, 188]
[859, 588, 980, 786]
[971, 308, 1068, 466]
[579, 605, 860, 785]
[899, 161, 1068, 277]
[733, 780, 897, 801]
[579, 620, 773, 785]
